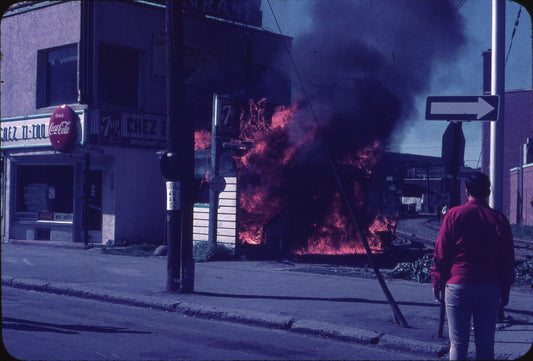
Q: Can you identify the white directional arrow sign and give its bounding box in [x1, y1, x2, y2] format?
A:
[425, 95, 500, 121]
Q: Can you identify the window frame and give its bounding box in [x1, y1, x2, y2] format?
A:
[97, 42, 144, 109]
[36, 43, 79, 109]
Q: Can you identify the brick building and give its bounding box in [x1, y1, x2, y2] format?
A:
[481, 89, 533, 225]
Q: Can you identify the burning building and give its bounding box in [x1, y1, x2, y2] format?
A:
[226, 0, 466, 256]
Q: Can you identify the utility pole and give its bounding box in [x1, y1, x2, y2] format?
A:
[517, 143, 524, 225]
[489, 0, 505, 211]
[83, 152, 90, 247]
[163, 0, 194, 292]
[426, 165, 431, 213]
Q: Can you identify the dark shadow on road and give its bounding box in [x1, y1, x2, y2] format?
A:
[498, 315, 533, 326]
[2, 317, 152, 335]
[504, 309, 533, 318]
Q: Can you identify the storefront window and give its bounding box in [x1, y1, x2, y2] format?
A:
[15, 165, 74, 221]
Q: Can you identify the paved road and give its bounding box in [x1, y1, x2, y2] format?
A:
[2, 287, 423, 360]
[396, 217, 440, 242]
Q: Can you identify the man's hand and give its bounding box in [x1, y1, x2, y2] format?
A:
[500, 285, 511, 307]
[433, 280, 446, 303]
[433, 286, 444, 303]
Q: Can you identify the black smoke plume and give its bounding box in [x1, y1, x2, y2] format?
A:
[293, 0, 466, 149]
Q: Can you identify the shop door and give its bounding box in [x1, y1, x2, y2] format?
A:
[86, 170, 102, 242]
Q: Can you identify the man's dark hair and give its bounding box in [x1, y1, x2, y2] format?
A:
[465, 172, 491, 199]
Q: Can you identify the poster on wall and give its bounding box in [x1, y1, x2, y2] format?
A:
[24, 183, 47, 212]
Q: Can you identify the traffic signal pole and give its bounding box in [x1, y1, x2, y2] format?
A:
[489, 0, 505, 211]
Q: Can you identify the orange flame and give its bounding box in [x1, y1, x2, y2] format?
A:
[237, 101, 294, 245]
[295, 193, 364, 255]
[366, 213, 397, 252]
[236, 99, 388, 253]
[195, 129, 211, 150]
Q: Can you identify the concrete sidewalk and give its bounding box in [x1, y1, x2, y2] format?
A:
[2, 242, 532, 359]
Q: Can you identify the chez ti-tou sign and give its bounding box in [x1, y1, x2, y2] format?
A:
[1, 105, 84, 150]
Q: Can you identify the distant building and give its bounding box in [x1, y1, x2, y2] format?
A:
[375, 152, 476, 217]
[1, 1, 292, 246]
[509, 138, 533, 226]
[480, 46, 533, 226]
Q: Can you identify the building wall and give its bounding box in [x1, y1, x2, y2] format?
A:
[526, 165, 533, 226]
[481, 90, 533, 218]
[0, 1, 83, 118]
[101, 145, 166, 244]
[91, 0, 292, 125]
[193, 176, 237, 248]
[92, 1, 166, 115]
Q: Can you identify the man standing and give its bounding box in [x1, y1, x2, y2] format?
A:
[432, 172, 514, 360]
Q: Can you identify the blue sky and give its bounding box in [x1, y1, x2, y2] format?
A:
[260, 0, 532, 168]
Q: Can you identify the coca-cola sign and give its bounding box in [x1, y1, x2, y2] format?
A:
[49, 105, 77, 152]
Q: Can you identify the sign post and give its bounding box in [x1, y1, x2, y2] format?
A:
[208, 94, 239, 254]
[442, 122, 465, 208]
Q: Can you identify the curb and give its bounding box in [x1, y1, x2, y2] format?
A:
[174, 301, 295, 329]
[2, 276, 448, 358]
[379, 334, 448, 357]
[290, 319, 380, 344]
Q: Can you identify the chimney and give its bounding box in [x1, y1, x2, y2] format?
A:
[525, 137, 533, 165]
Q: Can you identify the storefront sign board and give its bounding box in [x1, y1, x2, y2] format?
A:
[1, 111, 84, 149]
[98, 110, 166, 147]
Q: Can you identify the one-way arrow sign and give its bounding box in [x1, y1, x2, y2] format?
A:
[425, 95, 500, 121]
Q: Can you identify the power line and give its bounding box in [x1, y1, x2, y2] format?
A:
[506, 7, 522, 66]
[455, 0, 467, 11]
[265, 0, 318, 125]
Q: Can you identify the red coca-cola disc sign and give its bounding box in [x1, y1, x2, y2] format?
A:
[49, 105, 77, 152]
